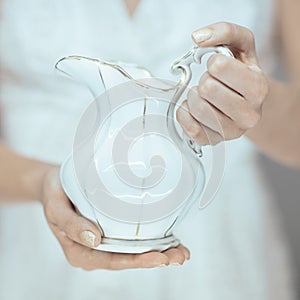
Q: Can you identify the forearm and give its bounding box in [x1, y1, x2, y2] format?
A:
[246, 79, 300, 167]
[0, 142, 53, 202]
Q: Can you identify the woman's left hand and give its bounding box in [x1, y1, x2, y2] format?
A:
[41, 167, 190, 270]
[177, 22, 269, 145]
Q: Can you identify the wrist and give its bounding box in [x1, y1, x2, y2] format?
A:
[0, 143, 59, 203]
[21, 160, 57, 203]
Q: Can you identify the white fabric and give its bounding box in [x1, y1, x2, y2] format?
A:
[0, 0, 295, 299]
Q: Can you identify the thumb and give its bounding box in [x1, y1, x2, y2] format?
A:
[51, 192, 102, 248]
[191, 22, 258, 65]
[63, 213, 102, 248]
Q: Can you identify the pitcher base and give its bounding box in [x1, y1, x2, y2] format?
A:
[94, 235, 180, 253]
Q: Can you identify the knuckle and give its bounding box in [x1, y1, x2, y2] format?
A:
[225, 128, 244, 140]
[190, 104, 206, 123]
[175, 257, 185, 266]
[246, 29, 255, 44]
[243, 110, 261, 129]
[192, 126, 209, 145]
[195, 96, 210, 115]
[198, 76, 216, 97]
[208, 54, 229, 75]
[184, 122, 202, 142]
[220, 22, 235, 37]
[193, 132, 209, 146]
[198, 72, 209, 86]
[184, 121, 197, 136]
[177, 105, 210, 146]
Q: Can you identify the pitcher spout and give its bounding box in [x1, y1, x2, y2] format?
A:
[55, 55, 112, 98]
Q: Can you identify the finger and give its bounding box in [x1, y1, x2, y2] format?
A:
[187, 88, 242, 139]
[61, 238, 171, 270]
[50, 221, 74, 248]
[162, 247, 186, 265]
[108, 245, 190, 269]
[177, 244, 191, 260]
[192, 22, 258, 64]
[48, 192, 102, 248]
[206, 54, 265, 100]
[177, 101, 223, 145]
[197, 72, 259, 129]
[51, 223, 171, 270]
[108, 251, 170, 270]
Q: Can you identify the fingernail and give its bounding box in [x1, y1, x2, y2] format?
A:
[157, 264, 167, 268]
[170, 262, 181, 266]
[192, 29, 213, 43]
[80, 230, 96, 247]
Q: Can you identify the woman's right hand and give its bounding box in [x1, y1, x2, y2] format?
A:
[41, 166, 190, 270]
[177, 22, 269, 146]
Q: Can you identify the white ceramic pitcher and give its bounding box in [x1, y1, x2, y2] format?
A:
[56, 45, 233, 253]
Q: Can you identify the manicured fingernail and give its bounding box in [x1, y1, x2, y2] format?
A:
[192, 29, 213, 43]
[170, 262, 181, 266]
[80, 231, 96, 247]
[157, 264, 167, 268]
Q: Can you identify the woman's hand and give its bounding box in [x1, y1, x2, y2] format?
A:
[177, 22, 269, 145]
[41, 166, 190, 270]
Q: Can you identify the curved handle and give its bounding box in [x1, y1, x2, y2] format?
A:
[169, 46, 234, 158]
[171, 46, 233, 87]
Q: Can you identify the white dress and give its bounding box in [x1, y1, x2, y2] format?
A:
[0, 0, 295, 299]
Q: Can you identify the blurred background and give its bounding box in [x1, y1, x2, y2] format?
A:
[260, 154, 300, 292]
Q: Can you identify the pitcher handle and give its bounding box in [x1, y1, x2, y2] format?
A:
[169, 46, 234, 158]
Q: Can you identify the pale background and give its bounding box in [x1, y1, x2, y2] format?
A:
[260, 154, 300, 289]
